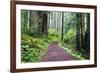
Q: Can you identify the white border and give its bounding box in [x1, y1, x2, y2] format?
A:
[16, 5, 95, 69]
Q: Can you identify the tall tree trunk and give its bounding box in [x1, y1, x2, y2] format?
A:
[76, 13, 81, 50]
[27, 11, 30, 28]
[29, 10, 32, 28]
[42, 12, 48, 35]
[86, 14, 90, 52]
[61, 12, 64, 40]
[80, 14, 84, 49]
[37, 11, 43, 34]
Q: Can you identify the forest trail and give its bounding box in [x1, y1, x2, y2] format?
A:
[41, 42, 78, 62]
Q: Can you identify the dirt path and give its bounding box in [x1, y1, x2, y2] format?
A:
[41, 42, 78, 62]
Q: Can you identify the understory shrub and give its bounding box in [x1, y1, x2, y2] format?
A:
[21, 34, 49, 63]
[48, 28, 60, 42]
[63, 28, 76, 49]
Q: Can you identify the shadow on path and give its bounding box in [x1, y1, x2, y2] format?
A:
[41, 42, 78, 62]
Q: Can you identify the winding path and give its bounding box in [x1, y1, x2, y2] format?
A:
[41, 42, 78, 62]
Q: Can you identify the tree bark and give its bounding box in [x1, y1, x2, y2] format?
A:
[76, 13, 81, 50]
[61, 12, 64, 40]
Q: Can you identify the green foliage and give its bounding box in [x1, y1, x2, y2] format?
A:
[26, 24, 38, 36]
[21, 47, 39, 62]
[21, 10, 29, 34]
[63, 28, 76, 49]
[21, 34, 49, 63]
[21, 10, 28, 26]
[21, 28, 61, 63]
[21, 10, 89, 62]
[48, 28, 60, 42]
[64, 28, 76, 43]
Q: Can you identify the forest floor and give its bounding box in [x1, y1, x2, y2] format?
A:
[41, 42, 78, 62]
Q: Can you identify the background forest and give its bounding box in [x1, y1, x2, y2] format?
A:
[21, 10, 90, 63]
